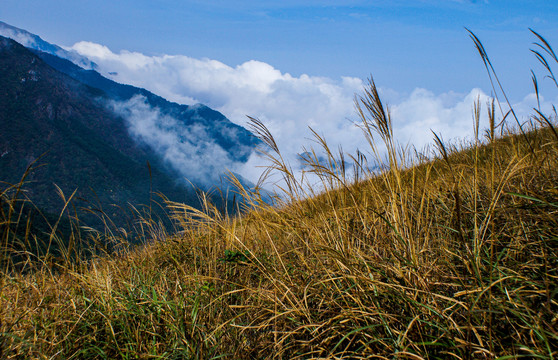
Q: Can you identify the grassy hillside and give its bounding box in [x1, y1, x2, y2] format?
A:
[1, 33, 557, 359]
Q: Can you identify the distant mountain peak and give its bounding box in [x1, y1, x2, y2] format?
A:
[1, 31, 261, 226]
[0, 20, 97, 70]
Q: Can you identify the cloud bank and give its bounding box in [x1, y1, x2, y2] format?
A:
[70, 41, 556, 188]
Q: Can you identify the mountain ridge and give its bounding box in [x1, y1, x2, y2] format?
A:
[31, 49, 258, 165]
[0, 20, 259, 180]
[0, 35, 231, 229]
[0, 20, 97, 70]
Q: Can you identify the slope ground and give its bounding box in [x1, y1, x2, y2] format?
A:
[1, 76, 557, 358]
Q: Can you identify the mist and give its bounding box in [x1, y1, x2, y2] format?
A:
[109, 95, 248, 188]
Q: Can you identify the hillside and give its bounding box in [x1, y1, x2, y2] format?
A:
[0, 21, 259, 179]
[0, 36, 201, 229]
[0, 34, 260, 239]
[31, 49, 258, 164]
[1, 71, 557, 358]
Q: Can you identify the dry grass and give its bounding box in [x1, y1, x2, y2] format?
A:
[1, 31, 557, 359]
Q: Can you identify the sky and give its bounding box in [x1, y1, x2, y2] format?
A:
[3, 1, 558, 187]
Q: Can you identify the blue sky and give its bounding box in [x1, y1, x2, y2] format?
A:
[3, 1, 557, 97]
[2, 1, 558, 184]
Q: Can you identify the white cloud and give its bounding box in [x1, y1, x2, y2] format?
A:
[71, 41, 556, 190]
[391, 87, 491, 149]
[70, 42, 116, 61]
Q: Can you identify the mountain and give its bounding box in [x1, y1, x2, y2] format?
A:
[0, 36, 192, 225]
[0, 21, 259, 186]
[0, 35, 256, 234]
[0, 21, 97, 70]
[31, 49, 258, 169]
